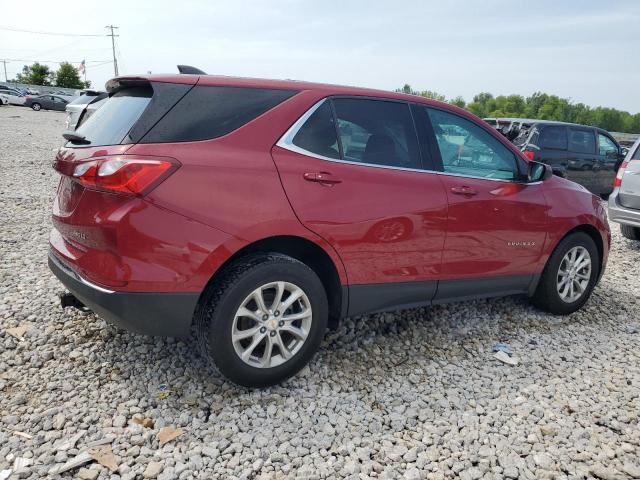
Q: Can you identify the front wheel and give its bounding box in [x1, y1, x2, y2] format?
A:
[531, 232, 599, 315]
[195, 253, 328, 388]
[621, 224, 640, 241]
[31, 103, 41, 111]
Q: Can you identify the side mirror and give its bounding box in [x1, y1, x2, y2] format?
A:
[527, 161, 553, 182]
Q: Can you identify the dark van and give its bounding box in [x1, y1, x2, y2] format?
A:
[519, 121, 625, 196]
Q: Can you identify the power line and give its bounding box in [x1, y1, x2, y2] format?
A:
[1, 59, 111, 63]
[0, 25, 104, 37]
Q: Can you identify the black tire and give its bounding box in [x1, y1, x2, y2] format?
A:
[31, 103, 41, 111]
[531, 232, 599, 315]
[621, 224, 640, 241]
[194, 253, 328, 388]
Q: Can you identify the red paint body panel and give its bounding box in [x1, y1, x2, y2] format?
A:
[50, 74, 610, 309]
[438, 175, 549, 279]
[271, 147, 448, 284]
[540, 175, 611, 269]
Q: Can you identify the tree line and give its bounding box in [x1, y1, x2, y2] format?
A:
[10, 62, 90, 90]
[396, 85, 640, 134]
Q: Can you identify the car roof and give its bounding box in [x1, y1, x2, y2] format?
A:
[106, 73, 458, 109]
[528, 119, 614, 135]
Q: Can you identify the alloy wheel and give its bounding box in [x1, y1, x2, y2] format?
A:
[232, 281, 312, 368]
[556, 246, 592, 303]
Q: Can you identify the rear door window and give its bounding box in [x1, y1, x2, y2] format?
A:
[331, 98, 421, 169]
[73, 87, 152, 146]
[539, 126, 568, 150]
[568, 128, 596, 154]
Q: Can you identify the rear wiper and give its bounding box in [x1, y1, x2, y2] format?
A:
[62, 132, 90, 145]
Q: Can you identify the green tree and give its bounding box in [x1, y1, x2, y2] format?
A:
[449, 96, 466, 108]
[55, 62, 90, 89]
[394, 84, 640, 133]
[14, 62, 54, 85]
[467, 92, 495, 118]
[418, 90, 446, 102]
[395, 84, 418, 95]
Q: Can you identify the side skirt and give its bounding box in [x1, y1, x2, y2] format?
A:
[346, 274, 537, 317]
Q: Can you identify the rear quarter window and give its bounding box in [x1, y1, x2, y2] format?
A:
[141, 86, 298, 143]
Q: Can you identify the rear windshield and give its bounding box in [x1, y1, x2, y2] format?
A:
[634, 144, 640, 160]
[68, 95, 96, 106]
[73, 87, 152, 146]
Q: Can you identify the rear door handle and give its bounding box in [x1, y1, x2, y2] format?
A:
[450, 186, 478, 196]
[303, 172, 342, 185]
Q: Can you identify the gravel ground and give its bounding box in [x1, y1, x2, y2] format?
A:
[0, 105, 639, 480]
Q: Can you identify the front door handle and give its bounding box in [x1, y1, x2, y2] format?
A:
[303, 172, 342, 185]
[450, 186, 478, 197]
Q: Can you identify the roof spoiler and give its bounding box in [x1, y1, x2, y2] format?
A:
[177, 65, 206, 75]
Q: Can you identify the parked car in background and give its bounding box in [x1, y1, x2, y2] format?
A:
[519, 121, 624, 196]
[483, 117, 498, 128]
[24, 94, 69, 111]
[49, 72, 610, 387]
[75, 96, 107, 128]
[609, 137, 640, 241]
[0, 90, 26, 106]
[65, 92, 107, 130]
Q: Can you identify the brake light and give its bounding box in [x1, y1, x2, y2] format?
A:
[614, 160, 629, 188]
[70, 156, 179, 195]
[523, 150, 535, 161]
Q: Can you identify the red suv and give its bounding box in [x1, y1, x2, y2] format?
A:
[49, 72, 610, 387]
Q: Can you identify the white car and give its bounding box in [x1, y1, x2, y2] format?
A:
[65, 93, 107, 130]
[0, 90, 26, 106]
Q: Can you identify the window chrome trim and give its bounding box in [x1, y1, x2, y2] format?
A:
[276, 98, 539, 186]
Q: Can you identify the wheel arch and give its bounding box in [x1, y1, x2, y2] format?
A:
[552, 224, 605, 277]
[198, 235, 346, 328]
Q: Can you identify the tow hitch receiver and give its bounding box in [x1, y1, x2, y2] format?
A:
[59, 292, 89, 312]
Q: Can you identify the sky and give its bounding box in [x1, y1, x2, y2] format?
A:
[1, 0, 639, 112]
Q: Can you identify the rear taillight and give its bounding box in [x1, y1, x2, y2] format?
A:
[523, 149, 535, 161]
[66, 156, 179, 196]
[614, 160, 629, 188]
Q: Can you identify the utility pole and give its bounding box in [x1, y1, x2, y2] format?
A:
[1, 60, 7, 82]
[105, 25, 119, 76]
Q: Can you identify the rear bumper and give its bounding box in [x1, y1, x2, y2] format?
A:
[49, 251, 199, 337]
[608, 189, 640, 228]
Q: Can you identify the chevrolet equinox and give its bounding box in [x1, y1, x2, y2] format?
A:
[49, 72, 611, 387]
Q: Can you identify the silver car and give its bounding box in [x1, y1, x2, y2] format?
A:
[65, 93, 106, 130]
[609, 137, 640, 240]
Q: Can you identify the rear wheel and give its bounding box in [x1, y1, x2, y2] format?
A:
[31, 103, 41, 111]
[621, 224, 640, 241]
[195, 253, 328, 388]
[531, 232, 599, 315]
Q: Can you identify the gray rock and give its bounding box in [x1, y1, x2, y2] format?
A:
[0, 108, 639, 480]
[144, 461, 164, 478]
